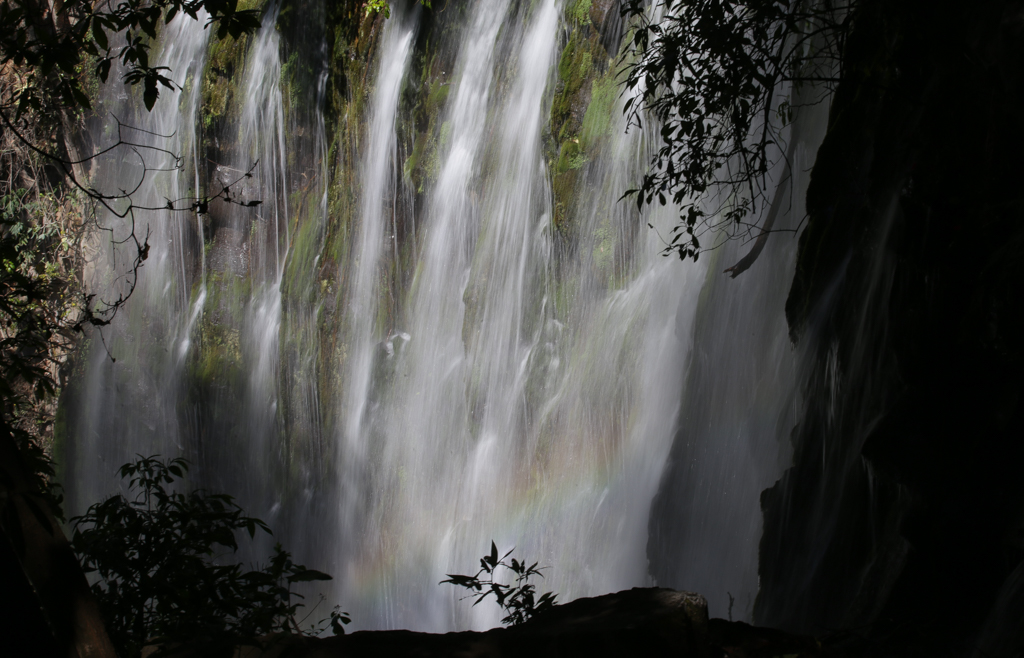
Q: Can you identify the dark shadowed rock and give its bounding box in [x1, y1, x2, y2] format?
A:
[239, 588, 710, 658]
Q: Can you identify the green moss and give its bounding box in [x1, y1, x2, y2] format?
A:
[580, 51, 592, 78]
[580, 73, 617, 151]
[550, 26, 607, 147]
[427, 79, 450, 115]
[279, 50, 301, 111]
[552, 169, 579, 233]
[358, 10, 380, 58]
[570, 0, 593, 25]
[439, 120, 452, 148]
[555, 138, 583, 175]
[557, 33, 583, 87]
[403, 133, 429, 184]
[546, 16, 624, 248]
[188, 271, 251, 389]
[402, 50, 454, 192]
[551, 274, 577, 323]
[192, 323, 242, 387]
[282, 210, 323, 305]
[193, 323, 243, 385]
[323, 119, 358, 271]
[201, 30, 252, 129]
[550, 40, 580, 139]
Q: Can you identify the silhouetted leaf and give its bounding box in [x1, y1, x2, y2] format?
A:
[143, 80, 158, 111]
[288, 569, 332, 583]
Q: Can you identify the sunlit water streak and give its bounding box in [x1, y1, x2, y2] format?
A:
[67, 1, 826, 632]
[66, 13, 212, 507]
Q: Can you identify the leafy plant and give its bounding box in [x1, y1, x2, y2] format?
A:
[619, 0, 853, 263]
[0, 0, 262, 117]
[441, 541, 558, 626]
[71, 456, 346, 658]
[0, 0, 266, 343]
[0, 187, 82, 519]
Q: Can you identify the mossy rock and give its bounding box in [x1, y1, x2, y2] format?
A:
[201, 29, 254, 131]
[580, 72, 618, 152]
[550, 17, 611, 141]
[552, 168, 580, 235]
[555, 138, 585, 176]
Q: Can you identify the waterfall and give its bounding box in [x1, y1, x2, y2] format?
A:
[334, 7, 417, 624]
[65, 4, 309, 512]
[321, 0, 717, 631]
[232, 5, 290, 508]
[339, 8, 415, 478]
[66, 0, 826, 632]
[645, 107, 827, 618]
[65, 13, 212, 508]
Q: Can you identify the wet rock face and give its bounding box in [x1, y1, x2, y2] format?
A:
[502, 587, 711, 658]
[227, 590, 886, 658]
[331, 587, 710, 658]
[757, 0, 1024, 651]
[165, 588, 914, 658]
[239, 588, 712, 658]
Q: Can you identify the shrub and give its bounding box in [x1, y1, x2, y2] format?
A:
[441, 541, 558, 626]
[71, 456, 346, 658]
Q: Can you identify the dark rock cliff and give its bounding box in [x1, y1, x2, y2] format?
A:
[755, 0, 1024, 654]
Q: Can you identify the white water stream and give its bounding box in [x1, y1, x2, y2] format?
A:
[67, 1, 819, 631]
[68, 13, 211, 506]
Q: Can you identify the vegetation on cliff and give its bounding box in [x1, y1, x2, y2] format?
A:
[72, 456, 342, 658]
[0, 2, 266, 654]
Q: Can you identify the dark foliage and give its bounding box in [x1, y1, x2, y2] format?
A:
[72, 457, 345, 658]
[442, 541, 558, 626]
[0, 0, 266, 334]
[619, 0, 853, 261]
[0, 0, 264, 531]
[0, 189, 74, 517]
[0, 0, 261, 116]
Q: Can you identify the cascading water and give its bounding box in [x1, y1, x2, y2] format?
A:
[337, 6, 415, 519]
[332, 7, 417, 623]
[65, 13, 212, 508]
[65, 0, 826, 632]
[326, 0, 716, 630]
[646, 97, 829, 618]
[229, 4, 291, 508]
[66, 3, 312, 518]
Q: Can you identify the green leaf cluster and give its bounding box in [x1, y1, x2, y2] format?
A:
[72, 456, 341, 658]
[0, 0, 262, 115]
[441, 541, 558, 627]
[0, 195, 61, 413]
[0, 189, 80, 517]
[619, 0, 853, 261]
